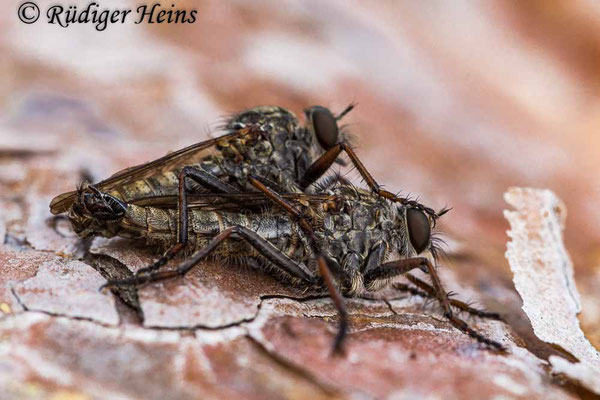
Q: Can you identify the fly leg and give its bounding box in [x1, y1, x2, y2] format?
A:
[134, 166, 240, 277]
[299, 142, 442, 217]
[363, 257, 505, 351]
[393, 276, 502, 320]
[312, 171, 351, 192]
[180, 166, 241, 195]
[300, 142, 385, 193]
[248, 175, 348, 355]
[318, 256, 348, 354]
[248, 176, 316, 235]
[102, 225, 315, 288]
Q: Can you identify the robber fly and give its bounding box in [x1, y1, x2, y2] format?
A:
[51, 103, 440, 233]
[50, 103, 445, 260]
[55, 180, 504, 353]
[50, 105, 504, 352]
[50, 104, 355, 216]
[63, 177, 504, 352]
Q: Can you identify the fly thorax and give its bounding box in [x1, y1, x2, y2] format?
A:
[218, 136, 274, 164]
[223, 106, 309, 189]
[226, 105, 298, 163]
[230, 106, 298, 129]
[241, 138, 274, 161]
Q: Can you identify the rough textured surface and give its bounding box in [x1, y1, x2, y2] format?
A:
[2, 1, 600, 399]
[505, 187, 600, 394]
[90, 237, 311, 329]
[12, 259, 119, 326]
[248, 298, 548, 400]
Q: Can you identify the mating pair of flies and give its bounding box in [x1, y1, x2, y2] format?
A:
[50, 104, 505, 352]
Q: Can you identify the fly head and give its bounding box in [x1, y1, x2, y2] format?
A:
[83, 186, 126, 220]
[69, 185, 126, 236]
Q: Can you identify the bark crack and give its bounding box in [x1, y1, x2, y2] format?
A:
[246, 334, 344, 398]
[10, 287, 118, 328]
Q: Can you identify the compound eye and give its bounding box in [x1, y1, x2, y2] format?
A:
[406, 208, 431, 254]
[308, 106, 338, 150]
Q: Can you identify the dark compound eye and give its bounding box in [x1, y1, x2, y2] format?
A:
[307, 106, 339, 150]
[406, 208, 431, 254]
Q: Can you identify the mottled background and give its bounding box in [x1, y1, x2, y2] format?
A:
[1, 1, 599, 399]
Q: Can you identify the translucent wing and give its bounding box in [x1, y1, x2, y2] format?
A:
[49, 126, 259, 215]
[129, 192, 336, 212]
[49, 190, 79, 214]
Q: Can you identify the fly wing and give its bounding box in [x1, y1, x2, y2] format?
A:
[49, 190, 79, 214]
[129, 192, 336, 212]
[49, 126, 260, 215]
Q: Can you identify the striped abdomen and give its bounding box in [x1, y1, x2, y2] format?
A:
[118, 205, 306, 261]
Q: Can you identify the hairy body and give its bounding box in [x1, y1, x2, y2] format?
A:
[79, 183, 412, 296]
[52, 104, 504, 352]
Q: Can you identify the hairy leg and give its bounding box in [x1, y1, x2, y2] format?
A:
[363, 257, 505, 351]
[102, 225, 315, 288]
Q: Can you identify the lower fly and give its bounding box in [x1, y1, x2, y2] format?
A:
[69, 179, 505, 353]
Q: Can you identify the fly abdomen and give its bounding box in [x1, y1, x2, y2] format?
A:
[143, 171, 180, 196]
[146, 207, 176, 234]
[121, 204, 304, 271]
[119, 205, 175, 246]
[112, 176, 169, 201]
[189, 209, 230, 236]
[120, 204, 149, 235]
